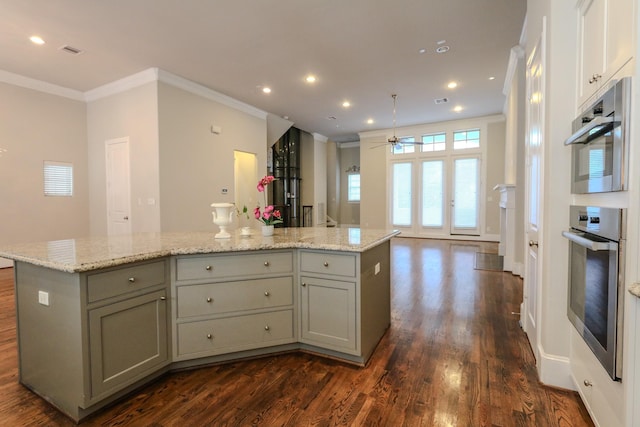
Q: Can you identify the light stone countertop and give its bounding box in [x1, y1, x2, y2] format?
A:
[629, 282, 640, 299]
[0, 227, 400, 273]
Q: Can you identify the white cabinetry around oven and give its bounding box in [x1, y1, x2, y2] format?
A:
[576, 0, 634, 106]
[172, 251, 296, 361]
[570, 328, 623, 427]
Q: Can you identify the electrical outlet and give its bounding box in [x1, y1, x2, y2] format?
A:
[38, 290, 49, 306]
[221, 188, 228, 194]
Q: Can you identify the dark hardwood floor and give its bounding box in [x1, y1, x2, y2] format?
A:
[0, 238, 593, 426]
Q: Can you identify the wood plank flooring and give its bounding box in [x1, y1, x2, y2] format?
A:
[0, 238, 593, 426]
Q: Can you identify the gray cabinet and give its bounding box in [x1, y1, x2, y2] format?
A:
[300, 275, 357, 353]
[14, 258, 170, 422]
[89, 289, 168, 399]
[172, 250, 296, 361]
[298, 243, 391, 365]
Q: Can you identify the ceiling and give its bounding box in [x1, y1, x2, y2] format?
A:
[0, 0, 526, 143]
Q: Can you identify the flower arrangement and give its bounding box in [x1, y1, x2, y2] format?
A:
[254, 175, 283, 226]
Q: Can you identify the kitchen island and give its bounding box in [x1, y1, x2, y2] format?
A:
[0, 227, 398, 422]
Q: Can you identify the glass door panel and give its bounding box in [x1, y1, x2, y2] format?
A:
[421, 160, 444, 227]
[392, 162, 412, 226]
[451, 157, 480, 235]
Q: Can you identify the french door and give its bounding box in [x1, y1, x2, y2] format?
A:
[391, 156, 480, 236]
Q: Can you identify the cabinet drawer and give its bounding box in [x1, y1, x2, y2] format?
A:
[87, 260, 167, 303]
[300, 251, 356, 277]
[176, 277, 293, 318]
[175, 251, 293, 281]
[177, 309, 294, 357]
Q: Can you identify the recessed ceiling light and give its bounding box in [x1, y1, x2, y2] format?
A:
[262, 87, 272, 94]
[30, 36, 45, 45]
[436, 46, 450, 54]
[447, 81, 458, 89]
[489, 76, 496, 80]
[367, 118, 374, 124]
[305, 75, 316, 83]
[437, 40, 447, 45]
[418, 48, 426, 54]
[453, 105, 463, 112]
[342, 101, 351, 108]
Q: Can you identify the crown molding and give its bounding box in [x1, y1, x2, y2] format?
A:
[313, 133, 328, 143]
[339, 141, 360, 149]
[84, 68, 158, 102]
[0, 69, 84, 101]
[503, 45, 525, 96]
[84, 67, 268, 120]
[157, 69, 267, 119]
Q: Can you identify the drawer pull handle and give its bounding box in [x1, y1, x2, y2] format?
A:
[206, 297, 213, 303]
[584, 380, 593, 387]
[160, 296, 166, 301]
[206, 334, 212, 339]
[301, 282, 306, 287]
[128, 277, 136, 283]
[264, 325, 270, 331]
[264, 291, 270, 296]
[323, 261, 329, 267]
[205, 265, 212, 271]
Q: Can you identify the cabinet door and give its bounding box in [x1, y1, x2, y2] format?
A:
[578, 0, 606, 103]
[89, 289, 169, 400]
[299, 276, 357, 354]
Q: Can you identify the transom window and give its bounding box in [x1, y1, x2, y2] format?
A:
[421, 133, 446, 152]
[453, 129, 480, 150]
[391, 137, 416, 154]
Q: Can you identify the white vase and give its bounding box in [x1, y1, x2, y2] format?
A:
[261, 225, 274, 236]
[211, 202, 234, 239]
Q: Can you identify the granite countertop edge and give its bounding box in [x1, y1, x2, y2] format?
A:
[0, 229, 401, 273]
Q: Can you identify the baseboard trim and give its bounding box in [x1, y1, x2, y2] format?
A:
[538, 347, 575, 391]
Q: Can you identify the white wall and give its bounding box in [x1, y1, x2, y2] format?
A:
[0, 83, 89, 245]
[339, 145, 360, 225]
[313, 134, 328, 226]
[157, 82, 267, 232]
[87, 81, 161, 235]
[301, 132, 328, 226]
[326, 140, 340, 223]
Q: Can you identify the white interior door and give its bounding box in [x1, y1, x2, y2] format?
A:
[106, 138, 132, 235]
[523, 23, 546, 365]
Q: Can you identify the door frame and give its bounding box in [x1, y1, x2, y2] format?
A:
[522, 19, 546, 370]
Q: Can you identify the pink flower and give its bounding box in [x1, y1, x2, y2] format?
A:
[257, 175, 275, 192]
[254, 207, 261, 219]
[273, 210, 281, 219]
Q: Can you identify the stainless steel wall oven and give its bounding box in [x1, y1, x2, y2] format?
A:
[564, 77, 630, 194]
[562, 205, 625, 380]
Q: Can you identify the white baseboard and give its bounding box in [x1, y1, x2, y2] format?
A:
[538, 347, 575, 391]
[511, 261, 524, 278]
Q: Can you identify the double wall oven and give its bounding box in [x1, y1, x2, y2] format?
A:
[562, 77, 630, 381]
[562, 206, 625, 380]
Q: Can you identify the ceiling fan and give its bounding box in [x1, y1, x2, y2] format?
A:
[370, 94, 423, 150]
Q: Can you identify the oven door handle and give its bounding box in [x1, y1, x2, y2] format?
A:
[561, 230, 614, 251]
[564, 116, 617, 145]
